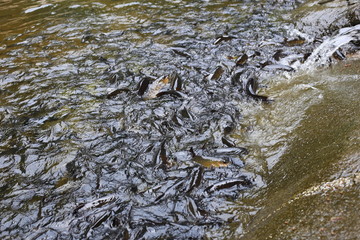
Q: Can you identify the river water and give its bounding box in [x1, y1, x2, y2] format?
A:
[0, 0, 359, 239]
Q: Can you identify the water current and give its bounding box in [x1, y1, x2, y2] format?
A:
[0, 0, 359, 239]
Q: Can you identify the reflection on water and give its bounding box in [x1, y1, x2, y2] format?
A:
[1, 0, 359, 239]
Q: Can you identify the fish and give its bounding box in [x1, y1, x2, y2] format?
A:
[186, 196, 203, 219]
[137, 77, 153, 96]
[318, 0, 334, 5]
[138, 73, 184, 99]
[107, 88, 131, 99]
[206, 177, 252, 193]
[171, 114, 184, 126]
[73, 195, 118, 215]
[182, 167, 203, 193]
[230, 70, 245, 86]
[190, 148, 229, 168]
[179, 107, 195, 120]
[263, 64, 294, 72]
[209, 66, 224, 81]
[172, 48, 192, 58]
[273, 49, 287, 61]
[169, 72, 182, 91]
[140, 76, 169, 100]
[283, 37, 305, 47]
[212, 147, 248, 155]
[222, 137, 236, 147]
[244, 78, 269, 102]
[193, 156, 229, 168]
[156, 90, 186, 99]
[332, 49, 346, 60]
[154, 140, 169, 167]
[235, 54, 248, 66]
[260, 60, 274, 68]
[214, 35, 236, 45]
[154, 179, 185, 202]
[98, 56, 110, 64]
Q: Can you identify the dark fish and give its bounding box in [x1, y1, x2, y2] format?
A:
[183, 167, 203, 193]
[98, 56, 110, 64]
[144, 144, 154, 153]
[214, 36, 235, 45]
[245, 78, 269, 102]
[142, 76, 170, 99]
[210, 66, 224, 81]
[230, 70, 244, 86]
[332, 49, 346, 60]
[273, 50, 287, 61]
[179, 107, 194, 120]
[302, 52, 312, 62]
[91, 212, 111, 229]
[73, 195, 118, 215]
[171, 114, 183, 126]
[351, 40, 360, 46]
[38, 197, 44, 219]
[172, 49, 192, 58]
[222, 137, 236, 147]
[109, 71, 125, 84]
[156, 90, 186, 99]
[236, 54, 248, 66]
[128, 227, 147, 240]
[186, 196, 203, 219]
[81, 32, 96, 43]
[263, 64, 294, 72]
[245, 77, 258, 95]
[252, 51, 261, 57]
[169, 72, 182, 91]
[260, 60, 274, 68]
[318, 0, 334, 5]
[154, 140, 169, 167]
[223, 125, 233, 135]
[155, 179, 184, 202]
[206, 177, 252, 193]
[137, 77, 153, 96]
[107, 88, 131, 99]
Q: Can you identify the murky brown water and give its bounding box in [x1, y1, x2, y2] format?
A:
[1, 0, 359, 239]
[235, 59, 360, 240]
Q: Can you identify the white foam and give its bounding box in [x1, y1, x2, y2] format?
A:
[301, 24, 360, 71]
[24, 4, 53, 14]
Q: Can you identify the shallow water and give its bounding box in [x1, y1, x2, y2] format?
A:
[237, 59, 360, 240]
[0, 0, 359, 239]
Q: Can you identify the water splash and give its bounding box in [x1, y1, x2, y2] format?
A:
[301, 24, 360, 70]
